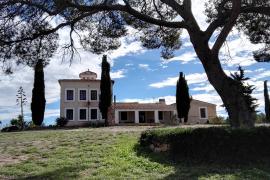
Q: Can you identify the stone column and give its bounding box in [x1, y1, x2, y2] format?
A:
[154, 110, 159, 123]
[135, 111, 139, 124]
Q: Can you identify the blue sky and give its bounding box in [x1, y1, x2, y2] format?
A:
[0, 0, 270, 127]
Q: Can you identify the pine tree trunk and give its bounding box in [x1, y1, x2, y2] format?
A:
[189, 33, 255, 128]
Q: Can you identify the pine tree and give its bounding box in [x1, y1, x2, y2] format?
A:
[264, 80, 270, 122]
[230, 66, 258, 113]
[176, 72, 191, 123]
[99, 55, 112, 126]
[31, 59, 46, 126]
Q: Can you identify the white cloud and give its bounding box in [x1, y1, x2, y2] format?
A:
[110, 69, 126, 79]
[138, 64, 149, 68]
[255, 68, 265, 72]
[125, 63, 134, 67]
[191, 0, 208, 30]
[138, 63, 152, 71]
[149, 73, 208, 88]
[149, 77, 178, 88]
[192, 84, 215, 93]
[254, 70, 270, 80]
[166, 51, 197, 64]
[217, 31, 263, 67]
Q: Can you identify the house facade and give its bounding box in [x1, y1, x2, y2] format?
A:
[114, 99, 217, 124]
[59, 70, 217, 126]
[59, 70, 105, 126]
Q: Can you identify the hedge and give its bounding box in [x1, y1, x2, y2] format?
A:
[140, 127, 270, 163]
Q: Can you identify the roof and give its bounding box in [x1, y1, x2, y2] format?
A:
[79, 70, 97, 76]
[191, 99, 216, 106]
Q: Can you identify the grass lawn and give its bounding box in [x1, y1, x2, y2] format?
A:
[1, 126, 270, 179]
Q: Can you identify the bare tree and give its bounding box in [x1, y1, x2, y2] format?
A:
[1, 0, 269, 128]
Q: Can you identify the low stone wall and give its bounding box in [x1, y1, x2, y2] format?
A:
[149, 143, 170, 152]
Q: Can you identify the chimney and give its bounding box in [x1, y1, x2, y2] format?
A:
[159, 99, 166, 104]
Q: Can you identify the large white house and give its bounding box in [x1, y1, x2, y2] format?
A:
[59, 70, 217, 126]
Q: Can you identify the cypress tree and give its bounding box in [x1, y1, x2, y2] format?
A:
[99, 55, 112, 126]
[264, 80, 270, 122]
[176, 72, 191, 123]
[31, 59, 46, 126]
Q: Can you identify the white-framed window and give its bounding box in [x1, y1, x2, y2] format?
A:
[78, 89, 88, 101]
[78, 108, 88, 121]
[65, 108, 74, 120]
[65, 88, 75, 101]
[90, 89, 98, 101]
[199, 107, 208, 119]
[90, 108, 98, 120]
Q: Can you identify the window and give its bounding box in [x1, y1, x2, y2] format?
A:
[90, 90, 98, 100]
[79, 90, 87, 101]
[66, 109, 74, 120]
[79, 109, 87, 120]
[91, 109, 98, 120]
[66, 90, 74, 101]
[158, 111, 163, 120]
[120, 112, 128, 121]
[200, 108, 207, 119]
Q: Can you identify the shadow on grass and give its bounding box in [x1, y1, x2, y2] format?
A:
[17, 165, 88, 180]
[134, 143, 270, 179]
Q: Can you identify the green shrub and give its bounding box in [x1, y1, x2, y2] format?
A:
[10, 115, 26, 130]
[140, 127, 270, 163]
[56, 117, 68, 127]
[256, 113, 266, 123]
[209, 116, 225, 124]
[1, 125, 19, 132]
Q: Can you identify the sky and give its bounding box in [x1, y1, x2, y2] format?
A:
[0, 0, 270, 128]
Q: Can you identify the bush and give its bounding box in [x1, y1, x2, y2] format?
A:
[10, 115, 25, 130]
[1, 125, 19, 132]
[56, 117, 68, 127]
[209, 116, 225, 124]
[140, 127, 270, 163]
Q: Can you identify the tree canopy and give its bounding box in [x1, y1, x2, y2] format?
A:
[0, 0, 269, 64]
